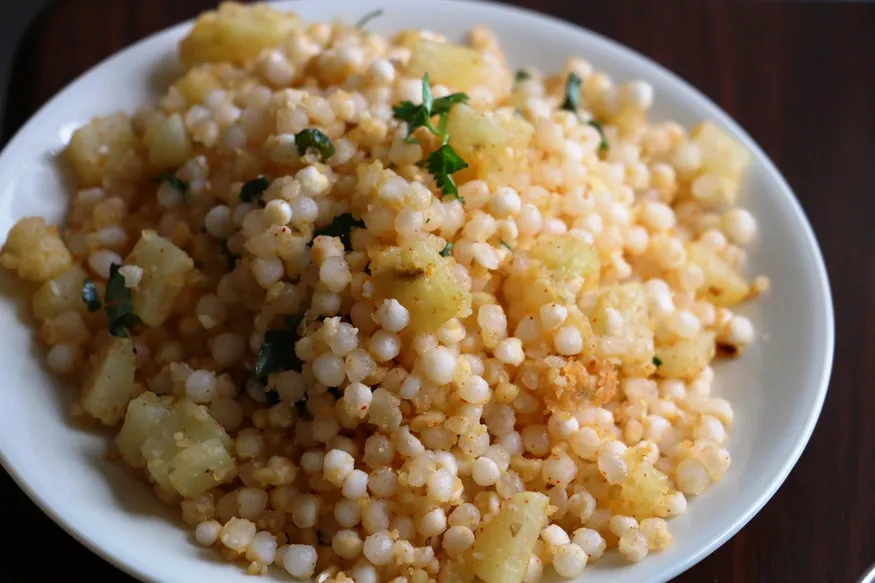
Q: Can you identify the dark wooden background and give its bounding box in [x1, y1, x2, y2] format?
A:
[1, 0, 872, 581]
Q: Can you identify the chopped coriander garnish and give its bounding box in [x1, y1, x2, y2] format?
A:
[311, 213, 365, 252]
[81, 278, 101, 312]
[431, 93, 469, 117]
[255, 316, 304, 383]
[265, 389, 280, 406]
[514, 69, 530, 83]
[426, 144, 468, 200]
[239, 176, 270, 203]
[652, 356, 663, 367]
[588, 120, 609, 152]
[439, 242, 454, 257]
[354, 8, 383, 29]
[220, 240, 238, 271]
[560, 72, 582, 112]
[500, 240, 512, 251]
[150, 173, 189, 197]
[294, 128, 336, 161]
[104, 264, 141, 338]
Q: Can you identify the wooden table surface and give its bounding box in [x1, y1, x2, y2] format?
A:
[1, 0, 873, 581]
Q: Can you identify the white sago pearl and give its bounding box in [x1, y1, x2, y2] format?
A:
[237, 488, 268, 519]
[552, 543, 588, 578]
[204, 205, 232, 238]
[539, 303, 568, 330]
[297, 165, 330, 196]
[88, 250, 122, 279]
[493, 337, 525, 365]
[442, 525, 475, 557]
[554, 326, 583, 355]
[252, 257, 284, 288]
[672, 310, 702, 338]
[368, 467, 399, 498]
[650, 234, 686, 269]
[478, 304, 507, 333]
[641, 201, 676, 232]
[695, 415, 727, 444]
[671, 143, 701, 174]
[572, 528, 606, 560]
[264, 199, 292, 226]
[335, 498, 362, 527]
[323, 448, 355, 486]
[618, 530, 649, 562]
[332, 529, 363, 560]
[604, 307, 625, 336]
[722, 314, 754, 347]
[421, 347, 456, 385]
[609, 515, 639, 537]
[570, 426, 601, 461]
[319, 257, 351, 293]
[247, 531, 278, 565]
[369, 330, 401, 362]
[195, 520, 221, 546]
[419, 508, 448, 537]
[342, 468, 369, 499]
[185, 370, 217, 403]
[220, 517, 256, 552]
[721, 208, 757, 246]
[471, 456, 500, 486]
[598, 443, 629, 485]
[282, 544, 317, 578]
[541, 524, 570, 546]
[369, 58, 395, 83]
[46, 344, 79, 375]
[458, 375, 490, 404]
[542, 452, 577, 486]
[548, 411, 579, 440]
[362, 531, 394, 565]
[427, 468, 454, 503]
[312, 352, 345, 387]
[489, 186, 522, 217]
[525, 555, 544, 583]
[675, 458, 712, 495]
[375, 299, 410, 332]
[351, 561, 378, 583]
[344, 382, 372, 417]
[290, 196, 318, 224]
[517, 203, 542, 235]
[156, 180, 183, 207]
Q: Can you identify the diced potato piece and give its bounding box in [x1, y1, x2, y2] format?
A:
[0, 217, 73, 283]
[144, 113, 193, 170]
[174, 398, 234, 450]
[609, 450, 676, 519]
[687, 242, 750, 306]
[371, 240, 472, 334]
[65, 113, 138, 187]
[143, 430, 179, 490]
[116, 392, 173, 468]
[79, 336, 138, 425]
[169, 438, 236, 499]
[655, 331, 716, 379]
[692, 122, 751, 181]
[179, 2, 301, 68]
[32, 266, 90, 320]
[129, 231, 195, 327]
[173, 67, 222, 104]
[407, 39, 510, 97]
[470, 492, 549, 583]
[530, 233, 600, 292]
[446, 104, 532, 177]
[591, 283, 655, 373]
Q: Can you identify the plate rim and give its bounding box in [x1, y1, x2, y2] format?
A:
[0, 1, 835, 582]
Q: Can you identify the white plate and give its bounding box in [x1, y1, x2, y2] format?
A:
[0, 1, 834, 582]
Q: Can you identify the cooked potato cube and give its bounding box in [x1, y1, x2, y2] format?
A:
[173, 398, 234, 450]
[128, 231, 195, 327]
[169, 438, 236, 499]
[65, 113, 138, 187]
[145, 113, 193, 170]
[530, 233, 600, 293]
[407, 39, 510, 97]
[591, 283, 655, 374]
[470, 492, 549, 583]
[179, 2, 301, 68]
[0, 217, 73, 282]
[371, 240, 472, 334]
[446, 104, 532, 178]
[692, 122, 751, 181]
[687, 242, 750, 306]
[609, 450, 676, 519]
[79, 336, 138, 425]
[173, 67, 222, 104]
[32, 266, 91, 320]
[655, 331, 716, 379]
[116, 392, 174, 468]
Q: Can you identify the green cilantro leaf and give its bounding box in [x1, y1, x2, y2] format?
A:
[515, 69, 530, 83]
[560, 72, 582, 112]
[500, 240, 512, 251]
[295, 129, 336, 161]
[426, 143, 468, 200]
[265, 389, 280, 406]
[311, 213, 366, 252]
[81, 278, 101, 312]
[588, 120, 609, 152]
[150, 173, 189, 197]
[431, 92, 469, 117]
[255, 317, 303, 383]
[354, 8, 383, 29]
[652, 356, 663, 367]
[239, 176, 270, 203]
[104, 264, 141, 338]
[439, 242, 454, 257]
